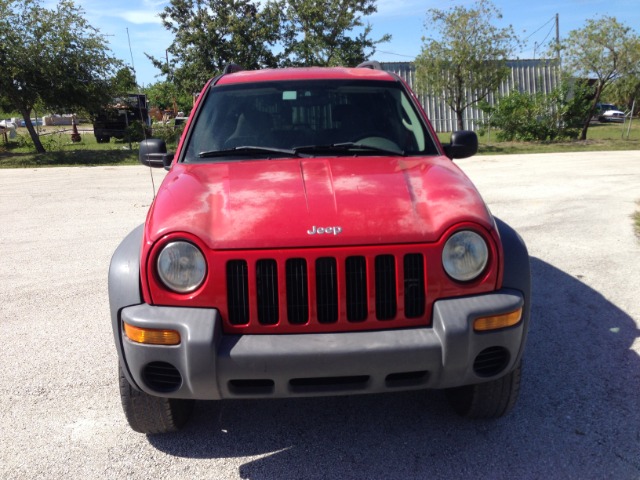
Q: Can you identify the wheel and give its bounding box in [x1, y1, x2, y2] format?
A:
[118, 364, 194, 434]
[445, 360, 522, 419]
[350, 133, 401, 152]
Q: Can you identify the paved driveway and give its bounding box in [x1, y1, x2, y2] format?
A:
[1, 151, 639, 478]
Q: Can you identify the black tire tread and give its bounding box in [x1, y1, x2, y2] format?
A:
[446, 360, 522, 419]
[118, 365, 193, 434]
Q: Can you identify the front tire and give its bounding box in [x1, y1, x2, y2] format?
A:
[119, 364, 194, 434]
[445, 360, 522, 419]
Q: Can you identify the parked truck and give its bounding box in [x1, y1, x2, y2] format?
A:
[92, 94, 150, 143]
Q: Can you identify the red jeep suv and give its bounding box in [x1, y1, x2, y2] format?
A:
[109, 62, 530, 434]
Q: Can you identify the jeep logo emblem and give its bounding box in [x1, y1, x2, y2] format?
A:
[307, 225, 342, 236]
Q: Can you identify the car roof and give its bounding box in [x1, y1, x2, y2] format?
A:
[215, 67, 397, 86]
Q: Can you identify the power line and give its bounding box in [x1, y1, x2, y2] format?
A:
[523, 15, 555, 42]
[538, 21, 557, 49]
[376, 50, 416, 59]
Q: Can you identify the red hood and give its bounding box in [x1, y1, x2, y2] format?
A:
[145, 156, 493, 249]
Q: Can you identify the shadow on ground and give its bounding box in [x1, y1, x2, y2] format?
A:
[148, 257, 640, 479]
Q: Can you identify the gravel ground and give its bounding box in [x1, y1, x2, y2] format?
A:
[1, 151, 639, 479]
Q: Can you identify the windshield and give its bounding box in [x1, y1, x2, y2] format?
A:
[183, 79, 438, 162]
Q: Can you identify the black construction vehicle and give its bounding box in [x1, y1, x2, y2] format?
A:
[93, 94, 150, 143]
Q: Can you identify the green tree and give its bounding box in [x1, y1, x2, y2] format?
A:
[148, 0, 281, 95]
[277, 0, 390, 66]
[602, 75, 640, 116]
[559, 16, 640, 140]
[415, 0, 519, 131]
[111, 67, 138, 96]
[0, 0, 121, 153]
[149, 0, 391, 93]
[144, 81, 193, 115]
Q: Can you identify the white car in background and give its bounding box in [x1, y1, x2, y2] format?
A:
[596, 104, 625, 123]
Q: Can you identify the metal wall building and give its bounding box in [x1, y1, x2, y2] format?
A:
[381, 60, 561, 132]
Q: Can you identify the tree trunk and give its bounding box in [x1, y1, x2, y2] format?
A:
[580, 83, 604, 141]
[456, 110, 464, 131]
[20, 108, 46, 153]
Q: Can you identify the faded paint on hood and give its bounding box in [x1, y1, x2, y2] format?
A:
[145, 155, 493, 249]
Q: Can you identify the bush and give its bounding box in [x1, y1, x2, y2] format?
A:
[482, 79, 592, 142]
[150, 122, 185, 148]
[124, 121, 149, 143]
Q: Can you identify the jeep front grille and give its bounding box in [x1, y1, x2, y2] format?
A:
[224, 249, 428, 333]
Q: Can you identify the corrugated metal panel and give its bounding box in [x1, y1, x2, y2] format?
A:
[381, 60, 560, 132]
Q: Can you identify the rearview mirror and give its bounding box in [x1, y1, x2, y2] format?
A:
[443, 131, 478, 159]
[139, 139, 174, 170]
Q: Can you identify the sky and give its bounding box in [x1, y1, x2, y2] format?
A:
[61, 0, 640, 87]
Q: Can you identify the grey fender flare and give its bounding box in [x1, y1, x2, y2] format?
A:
[494, 217, 531, 363]
[108, 224, 144, 388]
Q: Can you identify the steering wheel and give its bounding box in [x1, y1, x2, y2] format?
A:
[350, 133, 401, 151]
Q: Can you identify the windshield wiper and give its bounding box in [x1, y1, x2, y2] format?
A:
[294, 142, 405, 157]
[199, 146, 300, 158]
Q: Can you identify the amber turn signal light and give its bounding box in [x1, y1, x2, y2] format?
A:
[124, 323, 181, 345]
[474, 308, 523, 332]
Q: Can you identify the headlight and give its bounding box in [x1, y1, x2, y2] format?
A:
[442, 230, 488, 282]
[157, 241, 206, 293]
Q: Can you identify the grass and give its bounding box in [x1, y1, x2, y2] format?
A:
[0, 124, 139, 168]
[634, 202, 640, 239]
[437, 120, 640, 155]
[1, 119, 639, 169]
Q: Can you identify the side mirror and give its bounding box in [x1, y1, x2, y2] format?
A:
[443, 131, 478, 159]
[139, 139, 174, 170]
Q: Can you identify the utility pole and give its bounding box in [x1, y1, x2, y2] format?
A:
[555, 13, 561, 69]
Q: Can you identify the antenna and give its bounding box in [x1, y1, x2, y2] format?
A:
[127, 27, 157, 198]
[126, 27, 136, 78]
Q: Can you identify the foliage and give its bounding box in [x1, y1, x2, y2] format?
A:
[0, 0, 121, 153]
[111, 67, 139, 96]
[148, 0, 389, 95]
[480, 78, 592, 142]
[602, 75, 640, 115]
[277, 0, 390, 66]
[144, 81, 193, 114]
[150, 123, 185, 147]
[415, 0, 519, 131]
[124, 121, 148, 143]
[147, 0, 282, 95]
[558, 16, 640, 140]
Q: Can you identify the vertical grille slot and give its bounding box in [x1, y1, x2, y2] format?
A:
[375, 255, 397, 320]
[315, 257, 338, 323]
[286, 258, 309, 324]
[256, 259, 279, 325]
[346, 256, 368, 322]
[226, 260, 249, 325]
[404, 254, 425, 318]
